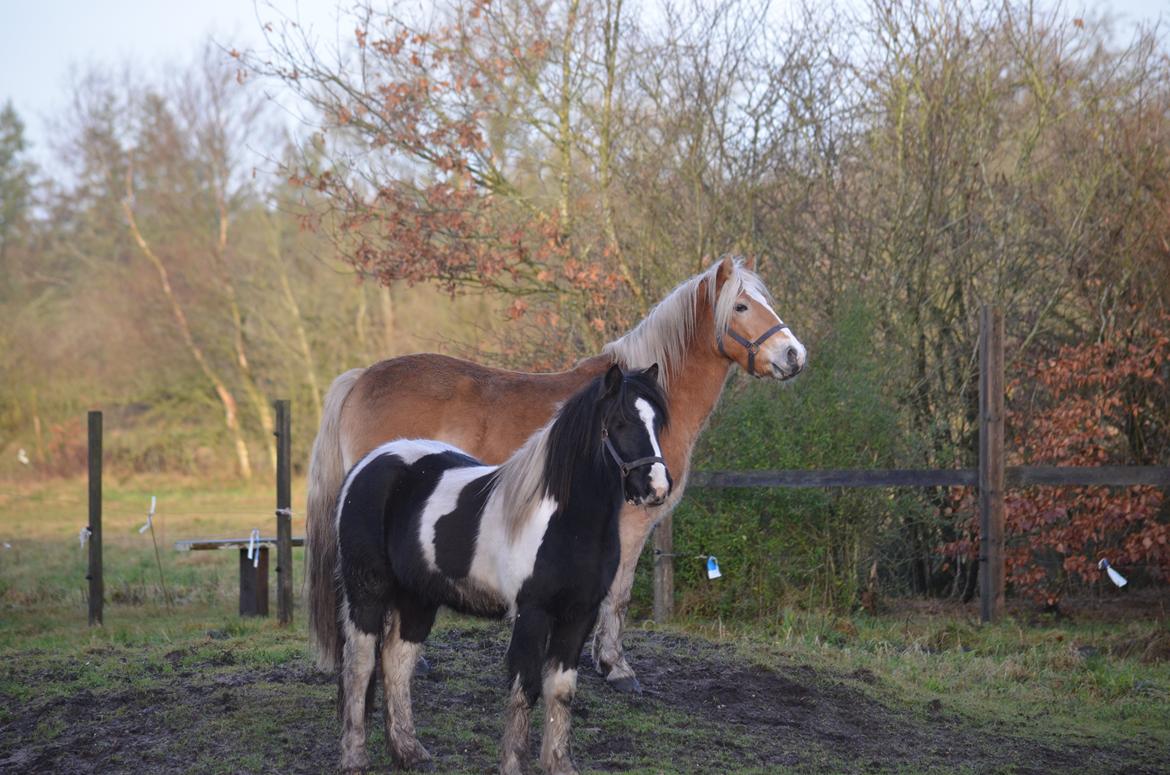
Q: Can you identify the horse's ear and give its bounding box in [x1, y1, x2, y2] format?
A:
[743, 255, 757, 271]
[642, 363, 660, 384]
[714, 256, 735, 292]
[602, 363, 623, 396]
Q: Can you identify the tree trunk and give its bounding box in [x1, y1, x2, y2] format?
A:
[122, 171, 253, 479]
[269, 218, 323, 427]
[599, 0, 645, 313]
[556, 0, 581, 242]
[379, 284, 395, 357]
[215, 195, 275, 471]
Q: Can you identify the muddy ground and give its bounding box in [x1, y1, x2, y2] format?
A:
[0, 623, 1163, 774]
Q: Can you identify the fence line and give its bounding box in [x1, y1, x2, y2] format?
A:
[688, 466, 1170, 489]
[659, 306, 1170, 625]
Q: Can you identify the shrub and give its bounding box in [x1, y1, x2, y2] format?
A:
[650, 301, 916, 617]
[945, 313, 1170, 606]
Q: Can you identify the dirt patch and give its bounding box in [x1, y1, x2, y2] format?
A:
[0, 625, 1162, 774]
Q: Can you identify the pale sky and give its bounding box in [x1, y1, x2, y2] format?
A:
[0, 0, 341, 158]
[1, 0, 1168, 163]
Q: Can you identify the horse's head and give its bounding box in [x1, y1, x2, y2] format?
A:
[598, 363, 672, 507]
[712, 257, 806, 381]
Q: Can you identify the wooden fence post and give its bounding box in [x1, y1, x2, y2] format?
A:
[653, 515, 674, 623]
[979, 306, 1005, 623]
[87, 410, 103, 626]
[275, 399, 293, 625]
[239, 546, 270, 617]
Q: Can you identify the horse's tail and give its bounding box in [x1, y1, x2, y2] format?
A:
[307, 367, 365, 672]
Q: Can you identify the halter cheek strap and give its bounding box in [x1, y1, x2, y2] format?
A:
[717, 322, 789, 376]
[601, 428, 666, 480]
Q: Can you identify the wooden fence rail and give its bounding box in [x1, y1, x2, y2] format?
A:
[689, 466, 1170, 490]
[661, 305, 1170, 625]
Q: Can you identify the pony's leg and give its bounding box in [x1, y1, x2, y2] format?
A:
[539, 614, 595, 775]
[501, 606, 551, 775]
[340, 614, 379, 772]
[593, 504, 657, 693]
[380, 599, 436, 770]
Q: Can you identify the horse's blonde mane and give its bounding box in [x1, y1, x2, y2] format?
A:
[495, 258, 770, 540]
[602, 257, 772, 390]
[493, 419, 554, 542]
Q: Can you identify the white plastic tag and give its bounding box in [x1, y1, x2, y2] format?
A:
[139, 495, 157, 534]
[706, 555, 722, 580]
[1098, 558, 1127, 588]
[248, 529, 261, 567]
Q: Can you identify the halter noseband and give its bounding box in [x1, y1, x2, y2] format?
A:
[601, 427, 665, 480]
[717, 322, 789, 376]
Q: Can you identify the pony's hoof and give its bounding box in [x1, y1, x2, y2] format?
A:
[541, 755, 579, 775]
[606, 674, 642, 695]
[391, 738, 432, 770]
[500, 751, 531, 775]
[340, 753, 369, 773]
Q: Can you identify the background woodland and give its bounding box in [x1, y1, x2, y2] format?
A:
[2, 0, 1168, 612]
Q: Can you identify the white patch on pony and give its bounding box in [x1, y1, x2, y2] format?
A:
[634, 397, 668, 498]
[335, 438, 468, 534]
[381, 438, 466, 465]
[470, 493, 558, 617]
[543, 664, 578, 698]
[417, 464, 497, 569]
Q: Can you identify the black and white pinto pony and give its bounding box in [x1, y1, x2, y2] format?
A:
[335, 364, 671, 774]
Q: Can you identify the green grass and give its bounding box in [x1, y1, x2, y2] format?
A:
[2, 476, 1168, 773]
[0, 474, 304, 610]
[675, 604, 1170, 751]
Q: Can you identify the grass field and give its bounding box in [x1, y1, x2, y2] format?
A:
[2, 476, 1169, 773]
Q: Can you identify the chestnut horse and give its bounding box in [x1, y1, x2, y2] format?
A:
[307, 256, 806, 693]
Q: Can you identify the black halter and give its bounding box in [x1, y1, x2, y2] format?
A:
[601, 427, 665, 480]
[717, 322, 789, 376]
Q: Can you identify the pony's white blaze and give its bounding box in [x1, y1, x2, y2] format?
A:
[634, 398, 668, 498]
[471, 493, 558, 617]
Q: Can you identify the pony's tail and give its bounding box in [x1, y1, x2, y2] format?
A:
[307, 367, 365, 672]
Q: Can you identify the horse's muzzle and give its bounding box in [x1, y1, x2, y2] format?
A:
[770, 342, 806, 380]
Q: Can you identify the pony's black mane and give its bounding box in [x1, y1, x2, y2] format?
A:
[541, 370, 669, 508]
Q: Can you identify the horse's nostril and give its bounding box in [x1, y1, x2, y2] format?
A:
[786, 346, 800, 367]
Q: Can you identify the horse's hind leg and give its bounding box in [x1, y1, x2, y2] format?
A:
[501, 606, 551, 775]
[381, 598, 436, 769]
[340, 612, 379, 772]
[539, 614, 595, 775]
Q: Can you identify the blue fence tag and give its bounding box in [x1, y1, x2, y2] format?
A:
[706, 556, 722, 580]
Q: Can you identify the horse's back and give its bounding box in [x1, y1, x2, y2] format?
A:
[340, 353, 610, 468]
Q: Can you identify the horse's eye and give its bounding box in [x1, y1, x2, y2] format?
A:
[735, 303, 748, 313]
